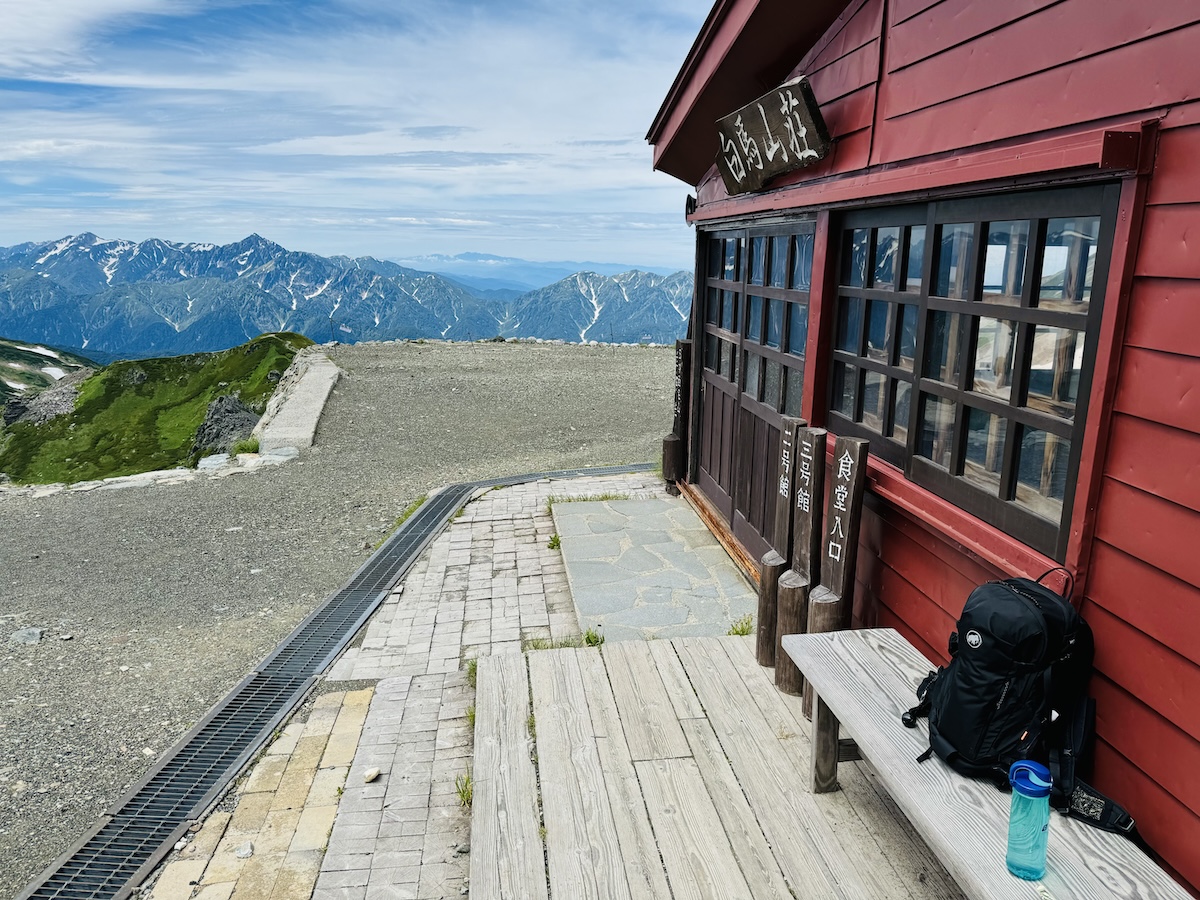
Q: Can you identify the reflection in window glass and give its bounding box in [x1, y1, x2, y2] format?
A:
[918, 394, 956, 469]
[704, 334, 718, 371]
[936, 223, 974, 298]
[1028, 326, 1083, 417]
[833, 362, 857, 417]
[891, 382, 912, 444]
[862, 371, 887, 432]
[897, 304, 918, 370]
[706, 288, 720, 324]
[973, 318, 1017, 401]
[766, 299, 784, 349]
[842, 229, 869, 287]
[836, 297, 862, 353]
[708, 239, 723, 278]
[770, 235, 789, 287]
[924, 311, 963, 384]
[788, 303, 808, 356]
[720, 340, 733, 380]
[785, 367, 804, 416]
[747, 296, 764, 342]
[982, 221, 1029, 304]
[874, 227, 900, 289]
[721, 290, 736, 331]
[750, 236, 766, 286]
[904, 225, 926, 292]
[1016, 428, 1070, 522]
[792, 232, 814, 291]
[866, 300, 889, 362]
[764, 360, 782, 410]
[745, 352, 761, 400]
[964, 407, 1006, 494]
[1039, 217, 1099, 310]
[724, 238, 740, 280]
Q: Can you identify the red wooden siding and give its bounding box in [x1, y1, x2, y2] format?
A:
[873, 4, 1200, 165]
[1079, 118, 1200, 891]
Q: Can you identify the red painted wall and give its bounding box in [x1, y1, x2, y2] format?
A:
[688, 1, 1200, 889]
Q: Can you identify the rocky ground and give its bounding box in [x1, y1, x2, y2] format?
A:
[0, 340, 674, 897]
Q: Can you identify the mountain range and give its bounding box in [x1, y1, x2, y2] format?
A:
[0, 234, 693, 362]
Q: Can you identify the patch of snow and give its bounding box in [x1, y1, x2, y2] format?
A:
[579, 277, 602, 342]
[17, 344, 61, 360]
[35, 237, 73, 264]
[41, 366, 67, 380]
[3, 380, 27, 391]
[7, 362, 22, 369]
[304, 277, 333, 300]
[81, 337, 89, 349]
[186, 295, 194, 314]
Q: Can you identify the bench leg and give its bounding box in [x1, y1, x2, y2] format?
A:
[811, 692, 840, 794]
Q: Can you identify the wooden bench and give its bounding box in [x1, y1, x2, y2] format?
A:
[782, 628, 1191, 900]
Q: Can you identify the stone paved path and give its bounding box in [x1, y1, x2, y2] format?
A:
[552, 496, 756, 642]
[144, 471, 755, 899]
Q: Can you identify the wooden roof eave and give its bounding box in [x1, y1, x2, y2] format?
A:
[647, 0, 855, 187]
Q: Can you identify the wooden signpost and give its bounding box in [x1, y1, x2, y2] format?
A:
[661, 340, 692, 490]
[774, 427, 826, 694]
[804, 436, 869, 714]
[756, 416, 804, 666]
[715, 76, 832, 195]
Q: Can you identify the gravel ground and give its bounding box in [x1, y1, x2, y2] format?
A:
[0, 340, 674, 897]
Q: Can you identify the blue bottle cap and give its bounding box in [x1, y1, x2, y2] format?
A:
[1009, 760, 1053, 798]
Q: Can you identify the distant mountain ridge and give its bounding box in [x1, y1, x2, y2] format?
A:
[0, 234, 692, 361]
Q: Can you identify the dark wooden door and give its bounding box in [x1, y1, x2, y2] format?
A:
[695, 223, 816, 561]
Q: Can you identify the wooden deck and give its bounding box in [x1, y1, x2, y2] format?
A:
[471, 636, 964, 900]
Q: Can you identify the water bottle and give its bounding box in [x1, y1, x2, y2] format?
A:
[1007, 760, 1052, 880]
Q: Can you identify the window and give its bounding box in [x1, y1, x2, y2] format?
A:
[701, 223, 815, 418]
[827, 185, 1118, 559]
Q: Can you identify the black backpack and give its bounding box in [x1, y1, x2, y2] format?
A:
[902, 569, 1137, 836]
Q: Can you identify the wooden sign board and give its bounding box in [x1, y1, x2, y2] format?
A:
[771, 416, 805, 557]
[819, 436, 869, 606]
[715, 76, 832, 195]
[791, 427, 827, 585]
[672, 340, 692, 441]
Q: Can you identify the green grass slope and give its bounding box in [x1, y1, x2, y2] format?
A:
[0, 332, 312, 484]
[0, 338, 97, 403]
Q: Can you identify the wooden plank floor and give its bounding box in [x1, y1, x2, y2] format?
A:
[471, 636, 966, 900]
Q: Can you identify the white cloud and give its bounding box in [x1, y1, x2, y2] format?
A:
[0, 1, 704, 267]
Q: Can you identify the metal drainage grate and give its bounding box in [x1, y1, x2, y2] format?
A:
[18, 464, 652, 899]
[20, 673, 311, 900]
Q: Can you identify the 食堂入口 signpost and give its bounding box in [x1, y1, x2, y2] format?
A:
[803, 436, 868, 715]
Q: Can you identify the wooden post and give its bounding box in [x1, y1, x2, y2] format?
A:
[756, 416, 803, 667]
[819, 436, 869, 629]
[775, 427, 826, 693]
[803, 435, 869, 716]
[811, 692, 841, 794]
[661, 341, 692, 493]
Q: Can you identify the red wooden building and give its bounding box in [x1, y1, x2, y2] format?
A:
[648, 0, 1200, 891]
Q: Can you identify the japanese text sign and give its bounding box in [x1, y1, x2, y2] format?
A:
[715, 76, 831, 195]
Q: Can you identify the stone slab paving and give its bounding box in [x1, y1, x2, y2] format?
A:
[553, 496, 757, 642]
[140, 471, 750, 899]
[148, 688, 373, 900]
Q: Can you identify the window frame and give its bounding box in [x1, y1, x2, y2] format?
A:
[826, 184, 1121, 560]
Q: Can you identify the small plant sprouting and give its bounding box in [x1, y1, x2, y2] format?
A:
[231, 436, 260, 455]
[547, 533, 561, 550]
[727, 614, 754, 637]
[583, 627, 604, 647]
[455, 771, 473, 808]
[467, 704, 476, 730]
[465, 658, 478, 688]
[527, 712, 536, 741]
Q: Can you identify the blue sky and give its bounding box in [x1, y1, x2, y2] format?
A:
[0, 1, 706, 269]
